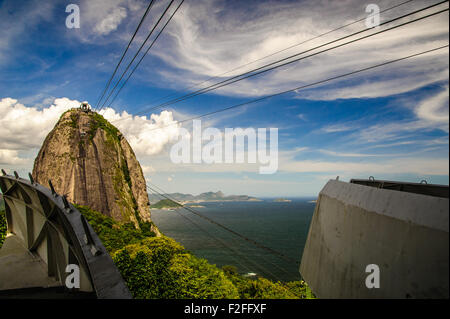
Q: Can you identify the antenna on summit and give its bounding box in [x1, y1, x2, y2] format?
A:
[80, 101, 91, 113]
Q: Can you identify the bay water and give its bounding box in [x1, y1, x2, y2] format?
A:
[151, 198, 316, 282]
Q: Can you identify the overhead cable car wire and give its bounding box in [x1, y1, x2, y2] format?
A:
[110, 1, 448, 118]
[145, 181, 300, 264]
[147, 184, 294, 279]
[118, 44, 449, 134]
[147, 187, 287, 280]
[99, 0, 184, 114]
[131, 0, 416, 109]
[94, 0, 156, 110]
[97, 0, 178, 113]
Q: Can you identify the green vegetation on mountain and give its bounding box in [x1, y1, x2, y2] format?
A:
[150, 199, 183, 209]
[0, 210, 6, 249]
[113, 237, 239, 299]
[222, 265, 314, 298]
[87, 111, 120, 142]
[75, 205, 156, 254]
[75, 204, 314, 299]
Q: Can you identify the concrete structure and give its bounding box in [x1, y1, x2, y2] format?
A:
[0, 170, 132, 299]
[300, 178, 449, 299]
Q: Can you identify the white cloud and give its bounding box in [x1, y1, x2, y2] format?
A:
[101, 107, 183, 156]
[94, 6, 128, 35]
[279, 156, 449, 176]
[415, 85, 449, 124]
[0, 97, 80, 150]
[320, 123, 358, 133]
[141, 164, 155, 174]
[146, 0, 449, 100]
[312, 85, 449, 151]
[318, 150, 384, 158]
[73, 0, 147, 42]
[0, 150, 28, 166]
[0, 97, 183, 169]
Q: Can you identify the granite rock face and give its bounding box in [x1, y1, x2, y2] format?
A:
[32, 108, 156, 233]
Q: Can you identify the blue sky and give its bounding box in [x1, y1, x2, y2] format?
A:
[0, 0, 448, 197]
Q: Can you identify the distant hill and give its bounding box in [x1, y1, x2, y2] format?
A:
[150, 199, 183, 209]
[148, 191, 260, 204]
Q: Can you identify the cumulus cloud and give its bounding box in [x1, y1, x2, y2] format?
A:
[0, 150, 28, 166]
[101, 107, 184, 156]
[0, 97, 80, 150]
[141, 164, 156, 174]
[320, 123, 358, 133]
[94, 6, 128, 35]
[0, 97, 183, 169]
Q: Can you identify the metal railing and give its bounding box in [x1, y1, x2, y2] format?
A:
[0, 170, 131, 299]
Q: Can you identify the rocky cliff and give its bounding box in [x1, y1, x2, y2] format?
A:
[32, 108, 157, 233]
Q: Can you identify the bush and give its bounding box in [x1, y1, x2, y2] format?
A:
[75, 204, 155, 254]
[285, 280, 315, 299]
[0, 210, 6, 249]
[113, 237, 239, 299]
[75, 204, 314, 299]
[221, 265, 313, 299]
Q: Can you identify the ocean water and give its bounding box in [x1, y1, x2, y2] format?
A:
[151, 198, 316, 282]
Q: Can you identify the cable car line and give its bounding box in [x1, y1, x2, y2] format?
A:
[111, 44, 449, 135]
[147, 183, 295, 280]
[130, 0, 416, 110]
[147, 187, 289, 281]
[145, 181, 300, 265]
[101, 0, 185, 114]
[121, 1, 448, 116]
[94, 0, 156, 111]
[97, 0, 180, 113]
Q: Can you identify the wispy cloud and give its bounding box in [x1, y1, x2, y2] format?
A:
[0, 0, 55, 64]
[146, 0, 449, 101]
[415, 85, 449, 124]
[320, 123, 359, 133]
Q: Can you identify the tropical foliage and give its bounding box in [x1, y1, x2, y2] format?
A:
[75, 204, 156, 254]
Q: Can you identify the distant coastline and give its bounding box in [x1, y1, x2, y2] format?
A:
[149, 191, 262, 209]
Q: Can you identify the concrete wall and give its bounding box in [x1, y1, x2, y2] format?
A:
[300, 180, 449, 299]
